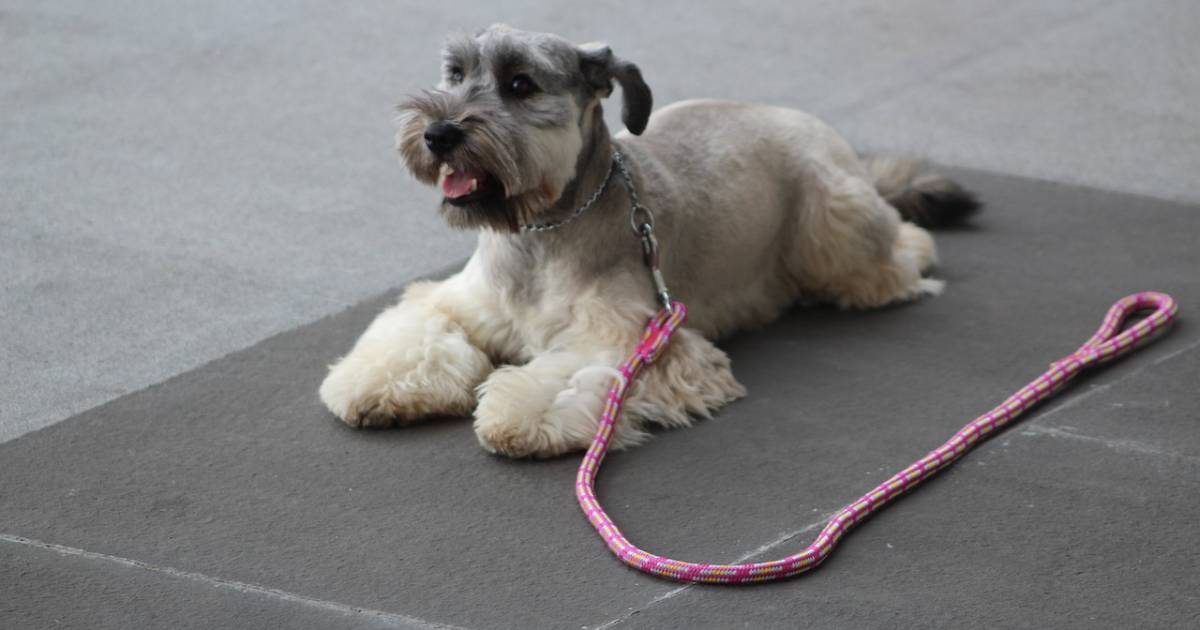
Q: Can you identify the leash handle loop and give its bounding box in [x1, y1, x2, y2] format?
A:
[576, 292, 1178, 584]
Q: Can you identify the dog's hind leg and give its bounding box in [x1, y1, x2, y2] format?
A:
[791, 170, 943, 309]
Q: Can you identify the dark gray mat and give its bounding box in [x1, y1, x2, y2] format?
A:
[0, 536, 428, 630]
[2, 169, 1198, 629]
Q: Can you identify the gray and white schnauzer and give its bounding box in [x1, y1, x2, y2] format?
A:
[319, 24, 979, 457]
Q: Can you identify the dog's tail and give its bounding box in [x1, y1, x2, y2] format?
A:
[866, 157, 981, 228]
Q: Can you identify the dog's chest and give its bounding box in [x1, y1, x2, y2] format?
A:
[475, 234, 621, 357]
[472, 239, 556, 350]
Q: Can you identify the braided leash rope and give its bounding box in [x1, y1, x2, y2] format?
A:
[576, 291, 1178, 584]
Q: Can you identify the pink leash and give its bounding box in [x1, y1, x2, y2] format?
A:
[576, 291, 1179, 584]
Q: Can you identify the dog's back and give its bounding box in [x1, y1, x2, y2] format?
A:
[628, 98, 978, 228]
[614, 98, 977, 334]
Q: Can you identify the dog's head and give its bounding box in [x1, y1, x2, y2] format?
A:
[396, 24, 651, 232]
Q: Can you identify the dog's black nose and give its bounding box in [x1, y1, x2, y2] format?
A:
[423, 121, 464, 156]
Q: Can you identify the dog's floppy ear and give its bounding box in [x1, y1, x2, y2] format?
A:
[578, 43, 652, 135]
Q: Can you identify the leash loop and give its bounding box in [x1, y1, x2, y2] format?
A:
[576, 292, 1178, 584]
[1079, 292, 1177, 365]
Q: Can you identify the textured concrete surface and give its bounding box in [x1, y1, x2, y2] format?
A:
[0, 538, 429, 630]
[2, 171, 1198, 628]
[4, 0, 1199, 442]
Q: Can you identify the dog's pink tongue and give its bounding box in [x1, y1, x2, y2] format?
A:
[442, 170, 478, 199]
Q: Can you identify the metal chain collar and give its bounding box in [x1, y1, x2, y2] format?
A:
[519, 155, 615, 233]
[520, 148, 673, 311]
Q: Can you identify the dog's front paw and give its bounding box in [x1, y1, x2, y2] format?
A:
[473, 365, 560, 457]
[319, 332, 490, 428]
[473, 363, 631, 458]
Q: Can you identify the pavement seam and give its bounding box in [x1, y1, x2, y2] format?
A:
[0, 533, 470, 630]
[1017, 424, 1199, 464]
[1028, 336, 1200, 424]
[0, 260, 468, 447]
[1012, 335, 1200, 460]
[590, 515, 832, 629]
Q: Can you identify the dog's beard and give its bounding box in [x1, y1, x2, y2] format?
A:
[395, 91, 558, 233]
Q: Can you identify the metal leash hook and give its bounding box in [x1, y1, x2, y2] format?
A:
[638, 220, 673, 312]
[614, 149, 673, 312]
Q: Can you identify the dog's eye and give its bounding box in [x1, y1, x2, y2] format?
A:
[448, 67, 464, 83]
[508, 74, 538, 98]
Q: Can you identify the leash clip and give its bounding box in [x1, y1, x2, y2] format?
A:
[637, 221, 673, 312]
[615, 149, 673, 313]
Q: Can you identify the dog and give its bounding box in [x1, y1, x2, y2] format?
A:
[318, 24, 979, 458]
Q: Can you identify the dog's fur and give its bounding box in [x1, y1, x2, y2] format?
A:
[319, 25, 980, 457]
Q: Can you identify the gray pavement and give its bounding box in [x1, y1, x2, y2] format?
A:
[4, 0, 1200, 441]
[2, 170, 1198, 628]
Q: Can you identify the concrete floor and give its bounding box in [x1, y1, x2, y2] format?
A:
[3, 1, 1199, 628]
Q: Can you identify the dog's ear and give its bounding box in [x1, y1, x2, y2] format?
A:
[578, 43, 652, 135]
